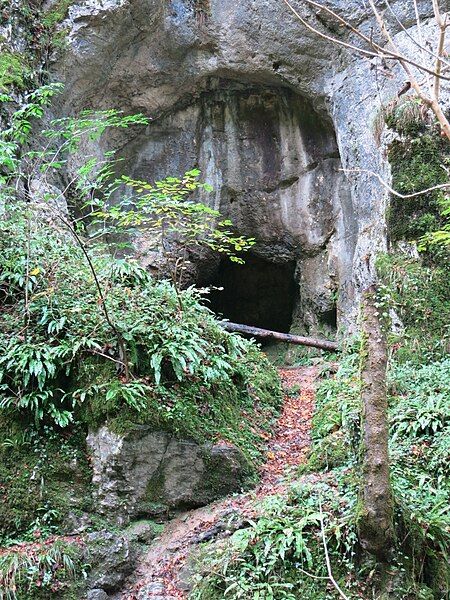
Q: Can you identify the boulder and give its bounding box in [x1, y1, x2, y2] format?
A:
[85, 530, 136, 592]
[87, 426, 247, 524]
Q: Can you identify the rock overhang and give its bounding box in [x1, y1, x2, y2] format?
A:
[52, 0, 432, 328]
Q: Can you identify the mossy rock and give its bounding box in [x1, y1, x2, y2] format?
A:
[303, 430, 349, 472]
[123, 519, 164, 544]
[84, 530, 136, 593]
[79, 349, 281, 466]
[0, 418, 92, 541]
[88, 425, 250, 523]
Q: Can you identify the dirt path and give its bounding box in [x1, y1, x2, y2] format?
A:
[121, 366, 318, 600]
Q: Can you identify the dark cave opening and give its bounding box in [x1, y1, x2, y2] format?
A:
[318, 307, 338, 331]
[207, 255, 297, 333]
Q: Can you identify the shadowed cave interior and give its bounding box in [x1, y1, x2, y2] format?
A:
[207, 254, 297, 333]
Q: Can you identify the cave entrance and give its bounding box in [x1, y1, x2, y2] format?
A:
[208, 255, 297, 333]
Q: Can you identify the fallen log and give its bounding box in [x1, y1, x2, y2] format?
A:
[220, 322, 339, 352]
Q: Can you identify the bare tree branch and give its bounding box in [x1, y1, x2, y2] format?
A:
[281, 0, 450, 80]
[382, 0, 450, 72]
[341, 168, 450, 198]
[432, 3, 448, 100]
[318, 496, 350, 600]
[281, 0, 450, 141]
[412, 0, 431, 90]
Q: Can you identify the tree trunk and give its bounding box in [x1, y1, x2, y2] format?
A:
[220, 322, 339, 352]
[358, 286, 394, 561]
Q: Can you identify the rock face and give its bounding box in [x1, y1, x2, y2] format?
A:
[85, 529, 136, 593]
[50, 0, 438, 331]
[87, 425, 246, 523]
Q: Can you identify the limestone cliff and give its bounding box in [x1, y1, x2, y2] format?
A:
[49, 0, 413, 334]
[5, 0, 447, 332]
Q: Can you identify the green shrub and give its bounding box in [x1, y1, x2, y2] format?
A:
[388, 359, 450, 595]
[0, 205, 280, 541]
[377, 253, 450, 361]
[0, 537, 84, 600]
[190, 479, 359, 600]
[0, 87, 278, 445]
[0, 202, 280, 459]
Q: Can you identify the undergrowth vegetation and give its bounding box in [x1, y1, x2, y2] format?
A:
[309, 355, 449, 598]
[0, 84, 281, 569]
[191, 478, 360, 600]
[386, 98, 450, 248]
[0, 202, 280, 447]
[192, 352, 449, 600]
[0, 537, 84, 600]
[377, 252, 450, 361]
[0, 200, 280, 544]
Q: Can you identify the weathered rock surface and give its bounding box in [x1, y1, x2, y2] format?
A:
[86, 530, 136, 592]
[137, 581, 177, 599]
[124, 520, 162, 545]
[87, 590, 110, 600]
[87, 425, 247, 523]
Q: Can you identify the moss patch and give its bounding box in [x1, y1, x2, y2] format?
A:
[41, 0, 73, 28]
[305, 430, 348, 472]
[0, 418, 92, 542]
[0, 51, 30, 91]
[388, 133, 449, 243]
[385, 98, 450, 250]
[302, 355, 361, 473]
